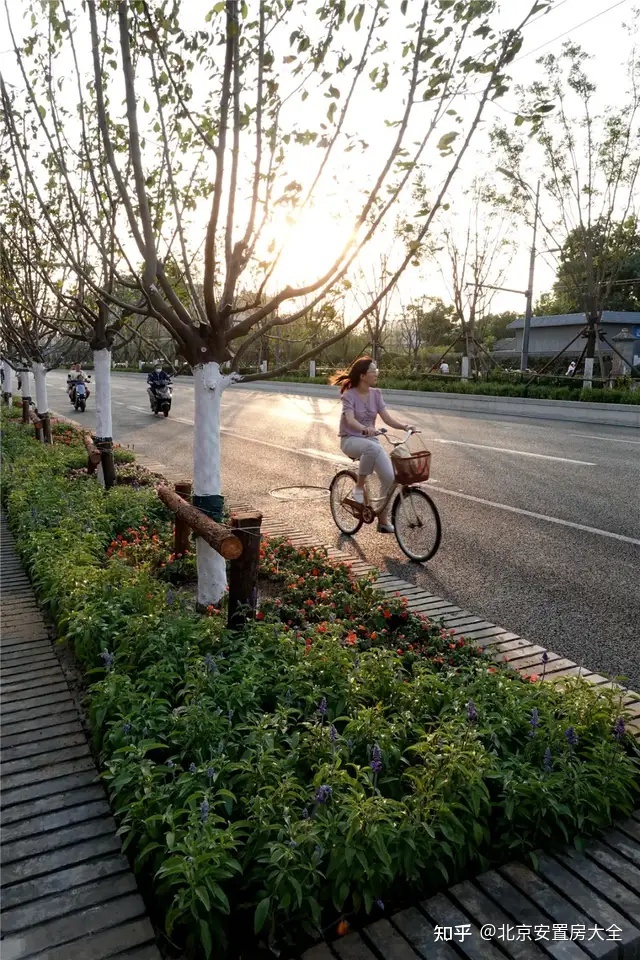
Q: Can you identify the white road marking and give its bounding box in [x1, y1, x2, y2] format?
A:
[434, 439, 596, 466]
[429, 484, 640, 547]
[572, 433, 640, 445]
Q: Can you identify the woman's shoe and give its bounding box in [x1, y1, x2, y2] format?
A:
[377, 521, 394, 534]
[351, 487, 365, 504]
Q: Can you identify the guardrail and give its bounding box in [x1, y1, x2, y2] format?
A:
[156, 482, 263, 629]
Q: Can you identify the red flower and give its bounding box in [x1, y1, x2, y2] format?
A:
[397, 648, 404, 656]
[382, 608, 391, 619]
[256, 611, 264, 620]
[529, 674, 539, 683]
[344, 631, 357, 645]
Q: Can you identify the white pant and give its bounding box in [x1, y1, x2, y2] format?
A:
[340, 436, 395, 493]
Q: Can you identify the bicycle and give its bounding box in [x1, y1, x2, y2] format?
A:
[329, 428, 442, 563]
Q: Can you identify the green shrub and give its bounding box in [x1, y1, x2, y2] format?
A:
[2, 413, 638, 958]
[262, 373, 640, 403]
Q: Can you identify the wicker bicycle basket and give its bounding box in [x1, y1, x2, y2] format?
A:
[391, 448, 432, 485]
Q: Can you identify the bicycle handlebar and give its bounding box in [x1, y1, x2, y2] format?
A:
[374, 427, 420, 445]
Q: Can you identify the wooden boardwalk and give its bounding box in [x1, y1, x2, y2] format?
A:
[0, 513, 161, 960]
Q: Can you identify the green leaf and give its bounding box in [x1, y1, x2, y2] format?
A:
[199, 919, 213, 959]
[354, 4, 365, 31]
[196, 886, 211, 910]
[514, 115, 525, 127]
[436, 131, 458, 152]
[254, 896, 271, 934]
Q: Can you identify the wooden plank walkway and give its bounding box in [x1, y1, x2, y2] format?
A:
[0, 513, 161, 960]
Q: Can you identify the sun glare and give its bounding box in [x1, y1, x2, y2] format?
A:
[269, 208, 355, 289]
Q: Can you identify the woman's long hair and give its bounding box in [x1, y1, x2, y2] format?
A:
[330, 356, 374, 394]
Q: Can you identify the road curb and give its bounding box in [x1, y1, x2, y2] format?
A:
[231, 379, 640, 429]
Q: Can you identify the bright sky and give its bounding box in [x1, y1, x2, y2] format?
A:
[0, 0, 636, 323]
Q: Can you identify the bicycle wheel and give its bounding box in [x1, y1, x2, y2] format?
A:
[329, 470, 364, 536]
[392, 487, 441, 562]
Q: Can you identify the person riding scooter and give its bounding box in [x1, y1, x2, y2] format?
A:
[147, 365, 172, 411]
[67, 363, 90, 404]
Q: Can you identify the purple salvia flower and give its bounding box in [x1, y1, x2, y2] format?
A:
[122, 722, 131, 735]
[370, 743, 383, 774]
[288, 840, 297, 848]
[166, 760, 175, 769]
[376, 900, 385, 911]
[207, 766, 215, 780]
[100, 650, 115, 669]
[565, 726, 578, 749]
[347, 738, 354, 751]
[301, 807, 310, 820]
[314, 784, 332, 804]
[204, 654, 217, 673]
[201, 798, 210, 823]
[544, 746, 553, 772]
[529, 707, 540, 737]
[613, 717, 625, 741]
[189, 763, 197, 774]
[466, 700, 478, 723]
[317, 696, 327, 717]
[330, 724, 338, 744]
[166, 589, 174, 605]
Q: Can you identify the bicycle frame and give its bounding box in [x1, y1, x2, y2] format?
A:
[341, 428, 417, 522]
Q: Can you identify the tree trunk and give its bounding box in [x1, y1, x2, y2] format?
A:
[21, 369, 32, 422]
[93, 348, 116, 489]
[33, 363, 52, 443]
[2, 360, 12, 404]
[583, 315, 598, 389]
[193, 362, 228, 606]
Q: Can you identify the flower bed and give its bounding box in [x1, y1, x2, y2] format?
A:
[2, 414, 639, 959]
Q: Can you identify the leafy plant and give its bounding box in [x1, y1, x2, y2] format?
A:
[2, 412, 638, 959]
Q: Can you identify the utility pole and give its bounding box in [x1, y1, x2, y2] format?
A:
[521, 180, 540, 372]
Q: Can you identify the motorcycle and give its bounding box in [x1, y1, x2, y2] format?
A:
[68, 377, 91, 412]
[149, 379, 172, 417]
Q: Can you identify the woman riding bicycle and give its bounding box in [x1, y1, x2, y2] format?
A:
[331, 356, 416, 533]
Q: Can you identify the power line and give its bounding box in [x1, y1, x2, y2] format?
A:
[513, 0, 632, 63]
[527, 0, 573, 28]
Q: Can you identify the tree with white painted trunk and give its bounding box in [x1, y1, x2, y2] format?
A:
[5, 0, 547, 604]
[491, 39, 640, 386]
[0, 243, 73, 442]
[2, 358, 13, 404]
[1, 67, 149, 474]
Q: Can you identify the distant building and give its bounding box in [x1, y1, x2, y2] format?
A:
[491, 336, 518, 359]
[505, 311, 640, 359]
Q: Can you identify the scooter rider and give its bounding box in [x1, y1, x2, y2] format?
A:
[68, 363, 90, 402]
[147, 364, 171, 404]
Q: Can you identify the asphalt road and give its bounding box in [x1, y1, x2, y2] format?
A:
[48, 370, 640, 689]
